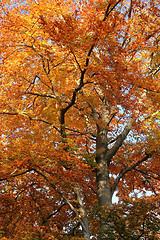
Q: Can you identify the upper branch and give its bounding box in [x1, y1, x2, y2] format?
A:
[106, 118, 133, 165]
[60, 0, 122, 138]
[60, 77, 85, 138]
[103, 0, 122, 22]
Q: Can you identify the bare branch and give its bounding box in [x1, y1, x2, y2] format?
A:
[60, 80, 84, 138]
[24, 91, 57, 99]
[0, 170, 32, 181]
[71, 50, 82, 72]
[128, 0, 133, 18]
[134, 168, 160, 181]
[148, 64, 160, 77]
[0, 112, 18, 116]
[144, 179, 158, 196]
[42, 203, 66, 225]
[103, 0, 122, 22]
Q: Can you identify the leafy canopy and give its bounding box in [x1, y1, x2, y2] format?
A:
[0, 0, 160, 239]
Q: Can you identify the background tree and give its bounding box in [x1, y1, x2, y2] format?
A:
[0, 0, 160, 239]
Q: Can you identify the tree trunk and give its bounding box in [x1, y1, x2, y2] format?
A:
[96, 117, 133, 239]
[96, 127, 112, 207]
[96, 126, 113, 239]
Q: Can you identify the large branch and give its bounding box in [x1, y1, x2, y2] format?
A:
[106, 118, 133, 165]
[111, 152, 154, 195]
[60, 81, 84, 138]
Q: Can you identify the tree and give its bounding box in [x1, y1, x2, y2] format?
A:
[0, 0, 160, 239]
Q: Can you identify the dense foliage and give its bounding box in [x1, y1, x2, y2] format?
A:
[0, 0, 160, 239]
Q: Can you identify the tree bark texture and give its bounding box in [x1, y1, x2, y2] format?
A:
[95, 114, 133, 238]
[96, 127, 112, 207]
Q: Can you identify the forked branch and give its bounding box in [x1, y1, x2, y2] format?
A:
[111, 152, 154, 195]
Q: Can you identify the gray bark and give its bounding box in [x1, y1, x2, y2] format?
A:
[75, 188, 90, 240]
[96, 127, 112, 207]
[82, 218, 90, 240]
[95, 116, 133, 239]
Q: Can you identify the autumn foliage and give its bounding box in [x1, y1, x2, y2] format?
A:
[0, 0, 160, 239]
